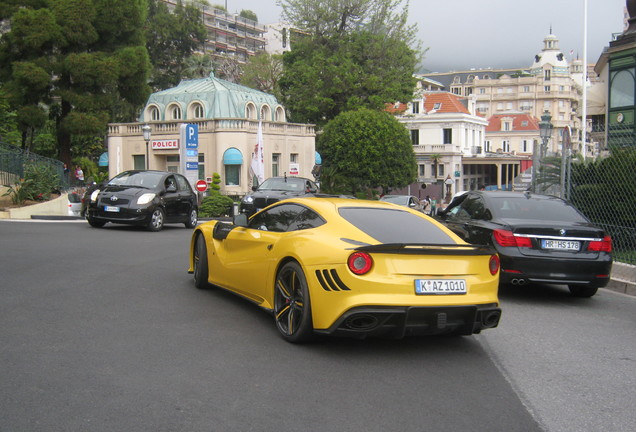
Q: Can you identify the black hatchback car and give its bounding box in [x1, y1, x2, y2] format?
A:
[437, 191, 612, 297]
[239, 176, 319, 216]
[86, 170, 198, 231]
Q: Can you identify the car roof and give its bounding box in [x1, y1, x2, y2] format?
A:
[269, 196, 408, 217]
[469, 190, 562, 201]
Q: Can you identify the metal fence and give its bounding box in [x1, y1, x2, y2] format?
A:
[0, 142, 68, 189]
[532, 123, 636, 266]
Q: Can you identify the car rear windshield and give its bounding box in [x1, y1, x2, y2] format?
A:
[490, 197, 588, 221]
[108, 172, 163, 189]
[339, 207, 455, 244]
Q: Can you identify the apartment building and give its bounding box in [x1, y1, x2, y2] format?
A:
[163, 0, 267, 63]
[421, 31, 586, 157]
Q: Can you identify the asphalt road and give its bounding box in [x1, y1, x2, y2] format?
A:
[0, 220, 634, 432]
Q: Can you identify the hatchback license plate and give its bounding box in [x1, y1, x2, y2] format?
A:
[104, 206, 120, 212]
[542, 240, 580, 251]
[415, 279, 467, 295]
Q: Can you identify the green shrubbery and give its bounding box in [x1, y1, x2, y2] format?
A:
[198, 172, 236, 217]
[2, 162, 61, 204]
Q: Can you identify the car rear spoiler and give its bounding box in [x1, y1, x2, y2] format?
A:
[354, 243, 495, 256]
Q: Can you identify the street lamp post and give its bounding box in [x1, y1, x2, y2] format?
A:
[142, 124, 152, 170]
[533, 111, 553, 193]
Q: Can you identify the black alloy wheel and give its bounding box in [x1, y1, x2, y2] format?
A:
[274, 261, 313, 343]
[193, 233, 211, 289]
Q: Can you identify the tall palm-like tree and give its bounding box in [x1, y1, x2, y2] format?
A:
[430, 153, 442, 178]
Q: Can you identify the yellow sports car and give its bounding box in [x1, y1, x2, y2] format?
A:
[188, 197, 501, 343]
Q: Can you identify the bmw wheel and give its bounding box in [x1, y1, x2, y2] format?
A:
[568, 285, 598, 298]
[185, 208, 198, 228]
[193, 233, 211, 289]
[274, 261, 313, 343]
[147, 207, 165, 232]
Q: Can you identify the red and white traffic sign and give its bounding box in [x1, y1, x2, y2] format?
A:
[195, 180, 208, 192]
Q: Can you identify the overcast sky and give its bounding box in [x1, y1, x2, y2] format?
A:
[223, 0, 627, 72]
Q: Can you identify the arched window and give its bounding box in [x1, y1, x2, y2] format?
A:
[610, 68, 636, 108]
[223, 148, 243, 186]
[275, 106, 285, 122]
[168, 104, 182, 120]
[192, 102, 205, 119]
[260, 104, 271, 121]
[245, 102, 257, 120]
[148, 106, 160, 121]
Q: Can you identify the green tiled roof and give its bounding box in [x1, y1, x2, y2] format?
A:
[143, 73, 280, 121]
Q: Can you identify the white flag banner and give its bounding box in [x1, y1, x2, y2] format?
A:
[251, 121, 265, 184]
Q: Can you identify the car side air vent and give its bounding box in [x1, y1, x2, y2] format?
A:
[315, 269, 351, 292]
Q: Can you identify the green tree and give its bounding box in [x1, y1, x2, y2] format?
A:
[239, 9, 257, 22]
[279, 0, 419, 44]
[318, 108, 417, 194]
[240, 52, 283, 94]
[145, 0, 207, 90]
[0, 0, 151, 165]
[279, 31, 417, 126]
[182, 53, 215, 79]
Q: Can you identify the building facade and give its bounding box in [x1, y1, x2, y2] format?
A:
[163, 0, 267, 64]
[107, 73, 316, 196]
[391, 90, 527, 198]
[421, 31, 586, 158]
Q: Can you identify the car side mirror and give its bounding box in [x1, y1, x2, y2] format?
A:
[233, 213, 248, 227]
[166, 184, 177, 193]
[213, 222, 235, 240]
[252, 185, 258, 192]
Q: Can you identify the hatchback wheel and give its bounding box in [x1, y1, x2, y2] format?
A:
[148, 207, 165, 232]
[568, 285, 598, 298]
[185, 208, 198, 228]
[87, 215, 105, 228]
[274, 261, 313, 343]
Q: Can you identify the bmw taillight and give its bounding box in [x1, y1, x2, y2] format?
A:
[588, 236, 612, 252]
[489, 255, 500, 275]
[493, 229, 532, 248]
[348, 252, 373, 275]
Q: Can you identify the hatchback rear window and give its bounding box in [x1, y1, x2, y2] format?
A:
[339, 207, 455, 244]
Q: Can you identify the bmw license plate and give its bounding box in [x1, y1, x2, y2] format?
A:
[542, 240, 580, 251]
[104, 206, 120, 212]
[415, 279, 467, 295]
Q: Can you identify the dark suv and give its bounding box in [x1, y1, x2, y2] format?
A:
[239, 176, 319, 216]
[85, 170, 198, 231]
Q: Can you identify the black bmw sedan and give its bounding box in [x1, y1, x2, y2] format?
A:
[437, 191, 612, 297]
[85, 170, 198, 232]
[239, 176, 319, 216]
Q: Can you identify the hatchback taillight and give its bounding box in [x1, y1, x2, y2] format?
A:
[348, 252, 373, 275]
[493, 229, 532, 248]
[588, 236, 612, 252]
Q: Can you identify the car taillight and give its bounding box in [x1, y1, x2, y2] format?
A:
[493, 229, 532, 248]
[348, 252, 373, 275]
[489, 255, 500, 275]
[588, 236, 612, 252]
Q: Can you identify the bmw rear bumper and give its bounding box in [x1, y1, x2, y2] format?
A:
[498, 253, 612, 287]
[316, 304, 501, 338]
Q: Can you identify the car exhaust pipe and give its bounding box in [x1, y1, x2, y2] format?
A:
[511, 278, 527, 285]
[481, 310, 501, 328]
[344, 314, 379, 331]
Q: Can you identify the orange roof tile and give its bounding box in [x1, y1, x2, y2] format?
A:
[486, 114, 540, 132]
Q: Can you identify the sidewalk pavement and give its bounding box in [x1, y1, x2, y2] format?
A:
[2, 193, 634, 295]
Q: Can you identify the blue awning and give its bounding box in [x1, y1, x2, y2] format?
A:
[98, 152, 109, 167]
[315, 151, 322, 165]
[223, 148, 243, 165]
